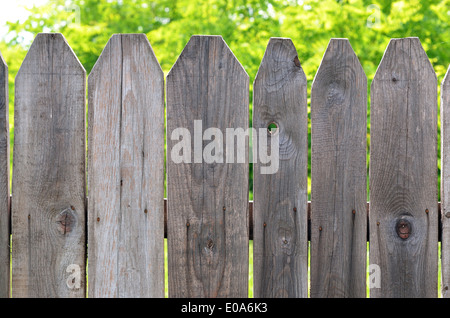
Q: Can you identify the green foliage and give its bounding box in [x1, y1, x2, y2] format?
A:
[6, 0, 448, 85]
[1, 0, 449, 198]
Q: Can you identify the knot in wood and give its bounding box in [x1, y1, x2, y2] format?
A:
[396, 219, 411, 240]
[55, 208, 76, 235]
[326, 82, 345, 105]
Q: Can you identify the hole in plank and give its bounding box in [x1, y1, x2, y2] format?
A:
[267, 122, 279, 135]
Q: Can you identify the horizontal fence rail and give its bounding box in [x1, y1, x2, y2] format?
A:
[0, 32, 449, 298]
[1, 197, 447, 241]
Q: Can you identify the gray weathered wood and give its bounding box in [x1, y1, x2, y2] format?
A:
[252, 38, 308, 298]
[12, 33, 86, 297]
[87, 34, 165, 298]
[166, 35, 249, 298]
[310, 38, 367, 298]
[0, 52, 9, 298]
[369, 37, 438, 297]
[441, 65, 450, 298]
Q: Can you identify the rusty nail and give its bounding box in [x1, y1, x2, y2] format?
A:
[28, 214, 31, 220]
[263, 222, 267, 227]
[71, 205, 75, 210]
[425, 209, 429, 214]
[319, 226, 322, 231]
[293, 207, 297, 212]
[377, 221, 380, 226]
[186, 222, 190, 227]
[223, 206, 226, 211]
[352, 209, 356, 214]
[97, 217, 100, 222]
[144, 209, 148, 214]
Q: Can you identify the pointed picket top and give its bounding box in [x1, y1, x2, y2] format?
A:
[167, 35, 248, 81]
[0, 50, 9, 298]
[16, 33, 85, 79]
[253, 37, 306, 92]
[372, 37, 436, 84]
[0, 51, 7, 130]
[87, 33, 165, 298]
[90, 33, 163, 79]
[370, 37, 438, 297]
[312, 38, 366, 88]
[12, 33, 86, 298]
[440, 65, 450, 298]
[166, 35, 249, 298]
[252, 37, 309, 298]
[310, 38, 367, 298]
[443, 64, 450, 91]
[0, 51, 6, 70]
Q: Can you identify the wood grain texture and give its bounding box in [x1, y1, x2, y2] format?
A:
[369, 37, 438, 298]
[12, 33, 86, 297]
[252, 38, 308, 298]
[310, 39, 367, 298]
[0, 52, 9, 298]
[87, 34, 165, 298]
[441, 65, 450, 298]
[166, 35, 249, 298]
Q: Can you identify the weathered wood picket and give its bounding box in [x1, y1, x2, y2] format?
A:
[440, 64, 450, 298]
[369, 37, 438, 298]
[87, 34, 165, 298]
[252, 37, 308, 298]
[310, 38, 367, 298]
[0, 50, 9, 299]
[0, 33, 448, 298]
[12, 33, 86, 298]
[166, 35, 249, 298]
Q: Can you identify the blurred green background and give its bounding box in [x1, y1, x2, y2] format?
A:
[1, 0, 449, 298]
[1, 0, 449, 200]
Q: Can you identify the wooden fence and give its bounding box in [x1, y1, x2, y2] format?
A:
[0, 32, 449, 298]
